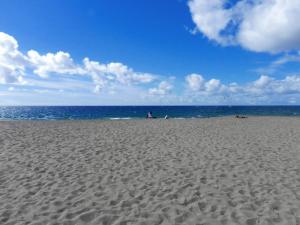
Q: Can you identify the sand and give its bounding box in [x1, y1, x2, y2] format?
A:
[0, 117, 300, 225]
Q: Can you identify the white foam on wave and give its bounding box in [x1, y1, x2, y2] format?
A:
[109, 117, 132, 120]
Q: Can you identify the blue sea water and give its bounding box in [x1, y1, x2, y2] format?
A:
[0, 106, 300, 120]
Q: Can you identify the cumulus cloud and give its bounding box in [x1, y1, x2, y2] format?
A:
[0, 32, 156, 91]
[149, 81, 173, 95]
[185, 73, 300, 104]
[27, 52, 156, 91]
[188, 0, 233, 45]
[0, 64, 20, 84]
[185, 73, 205, 91]
[27, 50, 85, 78]
[2, 31, 300, 104]
[0, 32, 27, 84]
[83, 58, 156, 87]
[205, 78, 221, 92]
[188, 0, 300, 53]
[249, 75, 300, 95]
[252, 75, 272, 88]
[186, 73, 222, 93]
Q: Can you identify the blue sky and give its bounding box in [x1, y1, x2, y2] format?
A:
[1, 0, 300, 105]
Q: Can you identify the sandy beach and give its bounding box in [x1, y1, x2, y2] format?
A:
[0, 117, 300, 225]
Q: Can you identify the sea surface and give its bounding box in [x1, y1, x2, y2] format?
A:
[0, 106, 300, 120]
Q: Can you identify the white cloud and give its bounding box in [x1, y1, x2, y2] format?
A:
[0, 64, 19, 84]
[188, 0, 233, 45]
[259, 75, 300, 95]
[0, 32, 156, 93]
[205, 78, 221, 92]
[131, 73, 156, 84]
[149, 81, 173, 95]
[2, 32, 300, 105]
[252, 75, 273, 88]
[186, 73, 222, 93]
[27, 51, 156, 88]
[244, 75, 300, 97]
[188, 0, 300, 53]
[0, 32, 28, 84]
[185, 73, 300, 104]
[238, 0, 300, 53]
[83, 58, 156, 86]
[185, 73, 205, 91]
[27, 50, 85, 78]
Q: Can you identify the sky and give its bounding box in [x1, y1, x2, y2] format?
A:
[1, 0, 300, 105]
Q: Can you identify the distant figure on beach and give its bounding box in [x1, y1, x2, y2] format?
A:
[164, 115, 168, 119]
[146, 111, 153, 119]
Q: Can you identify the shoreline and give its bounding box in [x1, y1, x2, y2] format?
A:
[0, 114, 300, 122]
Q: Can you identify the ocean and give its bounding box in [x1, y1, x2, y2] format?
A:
[0, 106, 300, 120]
